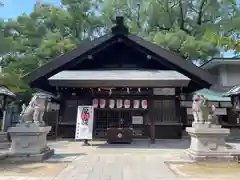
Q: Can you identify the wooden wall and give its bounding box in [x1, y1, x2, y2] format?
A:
[57, 88, 183, 139]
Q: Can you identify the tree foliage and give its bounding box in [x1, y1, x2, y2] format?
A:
[0, 0, 240, 92]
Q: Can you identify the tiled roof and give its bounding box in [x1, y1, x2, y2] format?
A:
[194, 88, 230, 102]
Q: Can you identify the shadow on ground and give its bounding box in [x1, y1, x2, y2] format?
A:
[91, 139, 191, 150]
[0, 161, 68, 176]
[45, 152, 87, 163]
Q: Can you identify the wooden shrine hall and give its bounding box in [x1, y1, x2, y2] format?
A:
[24, 16, 215, 142]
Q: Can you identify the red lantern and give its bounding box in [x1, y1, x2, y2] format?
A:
[141, 100, 148, 109]
[92, 99, 98, 108]
[133, 100, 140, 108]
[109, 99, 115, 109]
[124, 99, 130, 108]
[116, 99, 123, 108]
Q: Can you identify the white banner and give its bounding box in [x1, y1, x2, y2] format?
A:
[75, 106, 94, 140]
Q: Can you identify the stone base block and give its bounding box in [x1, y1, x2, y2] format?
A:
[7, 124, 54, 162]
[3, 148, 54, 162]
[210, 124, 222, 129]
[185, 124, 240, 162]
[192, 122, 211, 129]
[186, 148, 240, 162]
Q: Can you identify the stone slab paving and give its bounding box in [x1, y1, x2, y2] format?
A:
[53, 153, 177, 180]
[0, 139, 240, 180]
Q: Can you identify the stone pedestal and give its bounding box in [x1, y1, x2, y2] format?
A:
[0, 132, 10, 149]
[186, 122, 240, 161]
[6, 123, 54, 162]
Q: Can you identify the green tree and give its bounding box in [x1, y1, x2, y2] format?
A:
[1, 1, 98, 73]
[1, 0, 240, 93]
[99, 0, 240, 62]
[0, 1, 98, 92]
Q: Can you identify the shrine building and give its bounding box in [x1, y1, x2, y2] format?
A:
[24, 16, 215, 141]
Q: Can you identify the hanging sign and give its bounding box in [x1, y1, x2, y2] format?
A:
[75, 106, 94, 140]
[109, 99, 115, 109]
[141, 100, 148, 109]
[153, 88, 175, 95]
[124, 99, 130, 108]
[99, 99, 106, 108]
[92, 99, 99, 108]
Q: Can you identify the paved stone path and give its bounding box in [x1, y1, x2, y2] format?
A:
[0, 140, 187, 180]
[0, 139, 239, 180]
[53, 152, 177, 180]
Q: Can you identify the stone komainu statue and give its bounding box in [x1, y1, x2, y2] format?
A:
[192, 94, 219, 125]
[20, 94, 46, 126]
[192, 94, 209, 123]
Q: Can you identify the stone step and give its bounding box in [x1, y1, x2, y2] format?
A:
[0, 132, 8, 142]
[0, 151, 7, 160]
[0, 132, 10, 150]
[0, 142, 10, 149]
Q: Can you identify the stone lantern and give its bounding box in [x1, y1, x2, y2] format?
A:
[0, 85, 16, 149]
[0, 85, 16, 131]
[223, 85, 240, 124]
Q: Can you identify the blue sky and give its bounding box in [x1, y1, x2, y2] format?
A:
[0, 0, 61, 19]
[0, 0, 237, 57]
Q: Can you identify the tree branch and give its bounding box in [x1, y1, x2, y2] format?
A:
[197, 0, 207, 25]
[177, 0, 192, 35]
[156, 24, 170, 31]
[165, 0, 178, 25]
[179, 0, 184, 30]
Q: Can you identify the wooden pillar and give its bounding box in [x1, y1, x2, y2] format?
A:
[149, 88, 155, 143]
[1, 96, 7, 132]
[55, 107, 59, 139]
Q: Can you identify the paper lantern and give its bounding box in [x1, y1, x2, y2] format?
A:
[124, 99, 130, 108]
[99, 99, 106, 108]
[133, 100, 140, 108]
[92, 98, 98, 108]
[109, 99, 115, 109]
[116, 99, 123, 108]
[141, 100, 148, 109]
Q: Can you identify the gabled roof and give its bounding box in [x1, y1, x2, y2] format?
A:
[201, 57, 240, 69]
[24, 16, 215, 91]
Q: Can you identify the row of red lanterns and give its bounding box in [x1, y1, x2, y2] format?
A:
[92, 99, 148, 109]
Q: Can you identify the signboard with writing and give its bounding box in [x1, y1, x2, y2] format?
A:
[75, 106, 94, 140]
[153, 88, 175, 95]
[132, 116, 143, 124]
